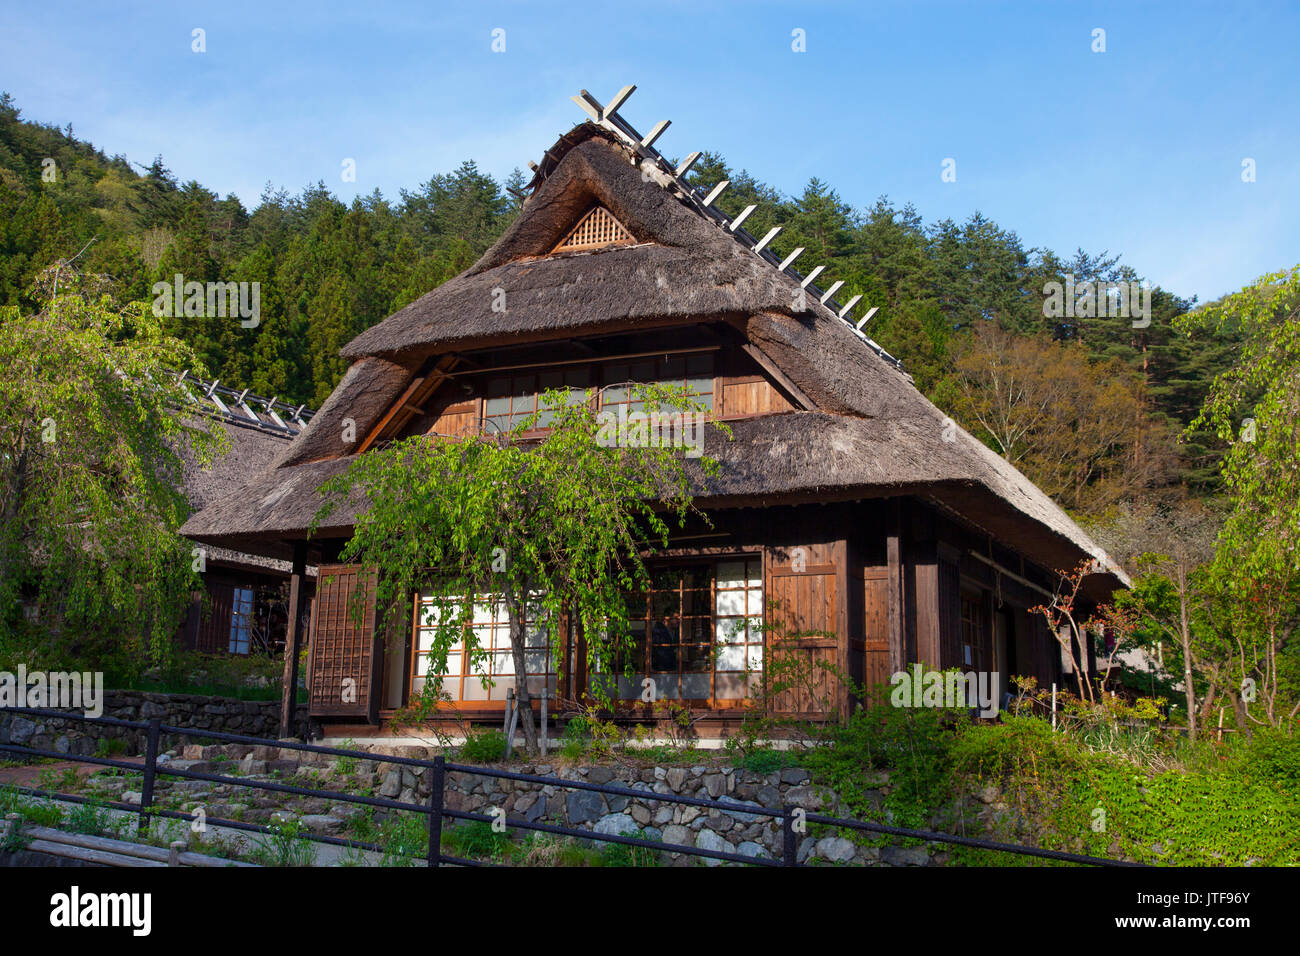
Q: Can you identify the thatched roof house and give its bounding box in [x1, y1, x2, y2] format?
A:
[183, 97, 1126, 732]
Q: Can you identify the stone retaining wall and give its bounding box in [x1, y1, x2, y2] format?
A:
[90, 742, 945, 866]
[0, 690, 311, 756]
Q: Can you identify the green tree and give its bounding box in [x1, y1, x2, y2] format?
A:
[315, 386, 725, 753]
[1178, 265, 1300, 728]
[0, 268, 225, 670]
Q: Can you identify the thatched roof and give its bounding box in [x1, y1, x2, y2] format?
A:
[182, 120, 1128, 591]
[180, 415, 318, 577]
[182, 418, 295, 513]
[343, 127, 811, 360]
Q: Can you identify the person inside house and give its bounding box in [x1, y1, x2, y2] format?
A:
[651, 611, 680, 673]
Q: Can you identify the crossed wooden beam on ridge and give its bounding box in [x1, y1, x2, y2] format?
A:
[566, 85, 895, 367]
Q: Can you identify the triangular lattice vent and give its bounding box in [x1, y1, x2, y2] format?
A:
[552, 205, 635, 252]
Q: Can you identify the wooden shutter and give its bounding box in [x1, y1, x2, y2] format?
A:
[308, 564, 380, 721]
[196, 582, 236, 654]
[766, 569, 839, 717]
[862, 569, 891, 701]
[937, 558, 962, 669]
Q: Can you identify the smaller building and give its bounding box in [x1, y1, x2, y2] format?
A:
[175, 374, 318, 658]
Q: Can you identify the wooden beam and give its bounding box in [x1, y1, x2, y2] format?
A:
[571, 91, 603, 122]
[837, 294, 863, 319]
[279, 540, 309, 739]
[445, 344, 719, 378]
[752, 226, 781, 254]
[728, 205, 757, 232]
[778, 247, 805, 271]
[640, 119, 670, 149]
[886, 506, 905, 676]
[355, 355, 459, 454]
[605, 84, 636, 116]
[701, 180, 729, 207]
[799, 265, 825, 288]
[819, 280, 844, 304]
[740, 342, 815, 410]
[355, 374, 427, 454]
[855, 306, 879, 330]
[675, 151, 702, 177]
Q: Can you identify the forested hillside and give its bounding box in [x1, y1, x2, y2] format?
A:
[0, 92, 1242, 518]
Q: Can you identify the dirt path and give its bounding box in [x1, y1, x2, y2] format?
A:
[0, 756, 145, 789]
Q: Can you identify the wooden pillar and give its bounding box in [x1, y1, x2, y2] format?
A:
[279, 540, 308, 739]
[834, 535, 852, 722]
[886, 502, 905, 676]
[574, 615, 588, 706]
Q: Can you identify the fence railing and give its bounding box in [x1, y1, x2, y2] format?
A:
[0, 706, 1142, 868]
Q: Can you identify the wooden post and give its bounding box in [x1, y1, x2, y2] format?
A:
[427, 755, 445, 867]
[505, 689, 519, 759]
[886, 504, 905, 676]
[540, 695, 548, 757]
[137, 717, 160, 838]
[279, 540, 309, 739]
[575, 616, 589, 707]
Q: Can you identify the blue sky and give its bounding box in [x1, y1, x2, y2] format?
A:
[2, 1, 1296, 303]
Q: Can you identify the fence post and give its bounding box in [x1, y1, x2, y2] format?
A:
[540, 695, 548, 757]
[427, 755, 445, 867]
[782, 804, 798, 867]
[137, 717, 161, 838]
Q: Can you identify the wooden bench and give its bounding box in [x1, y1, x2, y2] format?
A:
[1, 813, 257, 867]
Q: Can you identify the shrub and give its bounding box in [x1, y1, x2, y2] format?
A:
[459, 729, 507, 764]
[1233, 726, 1300, 792]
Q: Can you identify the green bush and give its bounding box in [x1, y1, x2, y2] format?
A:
[1233, 727, 1300, 792]
[736, 748, 801, 775]
[805, 699, 969, 831]
[950, 713, 1300, 865]
[459, 729, 507, 764]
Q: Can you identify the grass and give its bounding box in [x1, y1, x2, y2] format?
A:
[0, 785, 64, 827]
[64, 798, 130, 839]
[341, 807, 667, 867]
[246, 818, 318, 867]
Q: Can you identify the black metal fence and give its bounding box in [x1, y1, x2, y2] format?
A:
[0, 706, 1141, 868]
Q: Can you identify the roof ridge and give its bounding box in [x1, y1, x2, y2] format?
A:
[167, 369, 317, 438]
[559, 86, 904, 373]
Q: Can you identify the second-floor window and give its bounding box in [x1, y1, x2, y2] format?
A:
[484, 368, 591, 434]
[480, 353, 715, 435]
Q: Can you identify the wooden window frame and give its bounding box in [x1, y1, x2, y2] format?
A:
[409, 591, 556, 706]
[606, 555, 763, 706]
[228, 586, 254, 655]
